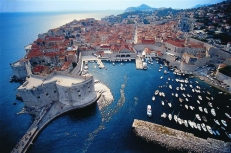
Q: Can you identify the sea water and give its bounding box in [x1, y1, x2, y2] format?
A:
[0, 11, 230, 153]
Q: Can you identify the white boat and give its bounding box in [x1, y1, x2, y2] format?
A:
[168, 114, 172, 120]
[188, 120, 194, 128]
[192, 122, 197, 129]
[197, 123, 201, 131]
[112, 62, 115, 66]
[161, 113, 167, 118]
[168, 103, 172, 108]
[198, 95, 202, 100]
[175, 93, 178, 97]
[189, 85, 193, 88]
[185, 105, 188, 109]
[169, 85, 172, 89]
[197, 100, 200, 104]
[201, 123, 207, 131]
[174, 115, 178, 122]
[159, 69, 161, 72]
[161, 101, 164, 106]
[162, 92, 165, 97]
[204, 108, 208, 114]
[184, 120, 188, 127]
[185, 98, 188, 102]
[192, 89, 195, 92]
[196, 114, 201, 121]
[211, 97, 214, 100]
[159, 92, 162, 96]
[121, 63, 123, 66]
[164, 70, 167, 74]
[208, 102, 213, 107]
[214, 119, 220, 125]
[225, 113, 231, 119]
[199, 106, 203, 112]
[211, 108, 216, 116]
[179, 98, 183, 103]
[187, 94, 191, 97]
[178, 118, 183, 125]
[207, 91, 210, 95]
[221, 126, 226, 130]
[171, 93, 174, 96]
[189, 106, 194, 110]
[154, 90, 159, 95]
[182, 93, 186, 97]
[160, 76, 163, 79]
[152, 96, 155, 101]
[206, 125, 213, 134]
[202, 116, 207, 122]
[176, 87, 179, 90]
[147, 105, 152, 117]
[221, 120, 227, 126]
[206, 96, 210, 100]
[168, 77, 170, 81]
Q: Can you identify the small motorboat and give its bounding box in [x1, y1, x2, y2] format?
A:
[214, 119, 220, 125]
[211, 108, 216, 116]
[221, 120, 227, 126]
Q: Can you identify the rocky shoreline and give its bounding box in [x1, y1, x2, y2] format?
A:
[132, 119, 231, 153]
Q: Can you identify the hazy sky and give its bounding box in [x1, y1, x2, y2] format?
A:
[0, 0, 225, 12]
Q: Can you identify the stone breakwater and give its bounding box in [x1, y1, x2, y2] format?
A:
[132, 119, 231, 153]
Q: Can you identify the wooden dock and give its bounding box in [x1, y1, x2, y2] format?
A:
[135, 57, 143, 69]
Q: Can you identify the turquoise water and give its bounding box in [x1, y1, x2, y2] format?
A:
[0, 11, 230, 153]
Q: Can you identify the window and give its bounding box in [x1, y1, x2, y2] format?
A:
[37, 96, 40, 99]
[46, 93, 49, 96]
[54, 90, 56, 93]
[78, 95, 81, 97]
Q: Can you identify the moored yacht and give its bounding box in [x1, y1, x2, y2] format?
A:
[175, 93, 178, 97]
[168, 103, 172, 108]
[204, 108, 208, 114]
[211, 108, 216, 116]
[197, 100, 200, 104]
[197, 123, 201, 131]
[206, 125, 213, 134]
[179, 98, 183, 103]
[161, 112, 167, 118]
[225, 113, 231, 119]
[221, 120, 227, 126]
[154, 90, 159, 95]
[184, 120, 188, 127]
[152, 96, 155, 101]
[185, 104, 188, 109]
[147, 105, 152, 117]
[202, 116, 207, 122]
[196, 114, 201, 121]
[198, 95, 202, 100]
[208, 102, 213, 107]
[168, 114, 172, 120]
[214, 119, 220, 125]
[199, 106, 203, 112]
[169, 85, 172, 89]
[174, 115, 178, 122]
[201, 123, 207, 132]
[161, 101, 164, 106]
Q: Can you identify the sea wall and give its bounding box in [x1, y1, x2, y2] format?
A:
[132, 119, 231, 153]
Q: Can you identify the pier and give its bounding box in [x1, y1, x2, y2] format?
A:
[132, 119, 231, 153]
[11, 94, 100, 153]
[135, 56, 143, 69]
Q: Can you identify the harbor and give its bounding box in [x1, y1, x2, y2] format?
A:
[132, 119, 231, 153]
[11, 80, 113, 153]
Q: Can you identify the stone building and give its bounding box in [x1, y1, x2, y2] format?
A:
[10, 59, 32, 80]
[18, 71, 97, 109]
